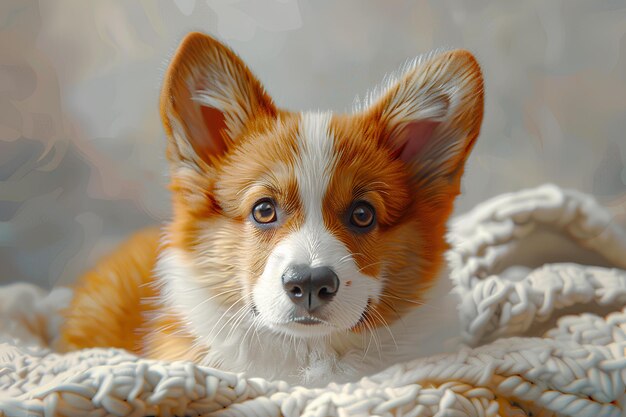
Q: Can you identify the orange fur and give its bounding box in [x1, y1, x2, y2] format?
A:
[57, 228, 161, 353]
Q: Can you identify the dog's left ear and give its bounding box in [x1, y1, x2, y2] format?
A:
[364, 50, 484, 186]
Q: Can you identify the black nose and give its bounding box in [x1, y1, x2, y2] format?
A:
[282, 265, 339, 312]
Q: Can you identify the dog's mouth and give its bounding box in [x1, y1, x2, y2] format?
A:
[279, 315, 333, 326]
[268, 314, 336, 331]
[291, 316, 325, 326]
[251, 298, 335, 330]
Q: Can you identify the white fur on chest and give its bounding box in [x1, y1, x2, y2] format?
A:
[156, 248, 461, 386]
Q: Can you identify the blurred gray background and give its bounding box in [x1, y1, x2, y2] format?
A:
[1, 0, 625, 288]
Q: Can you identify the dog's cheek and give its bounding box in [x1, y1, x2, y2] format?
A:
[245, 224, 294, 317]
[242, 221, 289, 288]
[331, 269, 383, 330]
[347, 233, 385, 279]
[325, 226, 414, 331]
[251, 241, 296, 323]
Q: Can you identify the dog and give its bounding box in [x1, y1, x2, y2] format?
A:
[58, 32, 484, 386]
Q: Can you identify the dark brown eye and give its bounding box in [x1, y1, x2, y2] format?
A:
[350, 203, 375, 229]
[252, 200, 277, 224]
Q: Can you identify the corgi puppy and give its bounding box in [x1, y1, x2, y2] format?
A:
[58, 32, 484, 386]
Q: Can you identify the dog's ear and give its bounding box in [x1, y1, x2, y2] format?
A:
[161, 32, 277, 171]
[363, 50, 484, 186]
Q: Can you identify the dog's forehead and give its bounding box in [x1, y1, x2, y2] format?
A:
[293, 112, 336, 218]
[229, 111, 339, 198]
[219, 110, 384, 220]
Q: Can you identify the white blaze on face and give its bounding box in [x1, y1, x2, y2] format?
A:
[252, 112, 383, 336]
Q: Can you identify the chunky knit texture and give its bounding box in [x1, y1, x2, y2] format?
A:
[1, 184, 626, 417]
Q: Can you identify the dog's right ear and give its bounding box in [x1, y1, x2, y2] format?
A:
[161, 32, 277, 171]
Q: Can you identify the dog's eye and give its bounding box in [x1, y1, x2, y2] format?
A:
[349, 202, 375, 229]
[252, 199, 277, 224]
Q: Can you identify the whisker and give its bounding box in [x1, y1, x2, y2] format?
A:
[225, 301, 254, 343]
[206, 295, 248, 345]
[381, 292, 433, 308]
[187, 288, 243, 315]
[356, 260, 385, 274]
[367, 306, 398, 351]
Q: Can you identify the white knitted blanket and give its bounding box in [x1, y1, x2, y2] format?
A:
[2, 184, 626, 417]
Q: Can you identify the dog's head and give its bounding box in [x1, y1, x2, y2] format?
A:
[160, 33, 483, 340]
